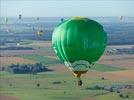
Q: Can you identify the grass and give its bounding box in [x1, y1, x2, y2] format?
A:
[0, 71, 134, 100]
[19, 40, 33, 45]
[92, 64, 126, 72]
[19, 55, 60, 65]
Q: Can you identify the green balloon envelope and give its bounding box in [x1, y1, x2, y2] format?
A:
[52, 17, 107, 72]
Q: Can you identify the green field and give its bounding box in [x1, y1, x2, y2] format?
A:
[91, 64, 126, 72]
[19, 55, 60, 65]
[0, 71, 134, 100]
[19, 40, 33, 45]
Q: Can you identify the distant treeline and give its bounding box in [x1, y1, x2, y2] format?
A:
[7, 63, 52, 74]
[108, 35, 134, 45]
[0, 47, 34, 50]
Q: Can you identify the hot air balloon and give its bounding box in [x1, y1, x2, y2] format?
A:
[60, 18, 64, 22]
[37, 17, 40, 20]
[36, 30, 44, 36]
[119, 16, 123, 20]
[52, 17, 107, 86]
[6, 29, 10, 33]
[18, 14, 22, 19]
[5, 17, 8, 23]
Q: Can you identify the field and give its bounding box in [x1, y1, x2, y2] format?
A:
[0, 40, 134, 100]
[0, 57, 36, 67]
[1, 71, 134, 100]
[1, 69, 134, 100]
[99, 55, 134, 69]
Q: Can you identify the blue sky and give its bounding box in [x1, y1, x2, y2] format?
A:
[0, 0, 134, 17]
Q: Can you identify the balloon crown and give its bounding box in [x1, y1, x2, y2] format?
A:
[71, 16, 86, 20]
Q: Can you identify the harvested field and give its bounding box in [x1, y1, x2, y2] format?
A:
[0, 50, 35, 56]
[0, 57, 37, 67]
[99, 54, 134, 69]
[29, 41, 51, 47]
[0, 95, 20, 100]
[105, 70, 134, 80]
[49, 64, 70, 73]
[84, 70, 134, 80]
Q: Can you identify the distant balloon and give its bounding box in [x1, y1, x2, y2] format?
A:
[32, 27, 35, 30]
[36, 30, 44, 36]
[120, 16, 123, 20]
[5, 17, 8, 23]
[52, 17, 107, 86]
[18, 14, 22, 19]
[60, 18, 64, 22]
[37, 17, 40, 20]
[38, 46, 41, 49]
[6, 29, 10, 33]
[17, 43, 20, 46]
[27, 23, 31, 26]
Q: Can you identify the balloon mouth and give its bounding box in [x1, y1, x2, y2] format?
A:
[64, 60, 93, 72]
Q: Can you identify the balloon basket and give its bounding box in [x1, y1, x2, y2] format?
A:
[73, 71, 87, 86]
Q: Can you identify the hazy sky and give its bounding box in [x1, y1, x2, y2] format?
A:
[0, 0, 134, 17]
